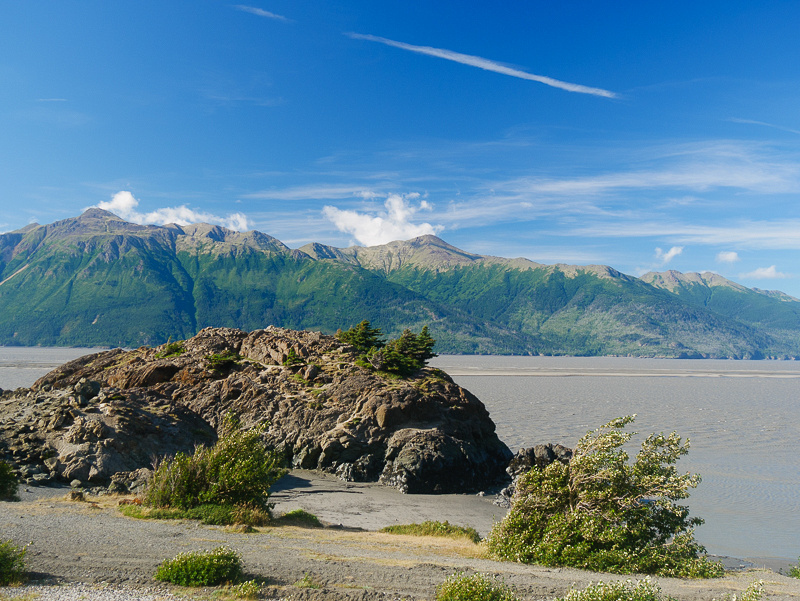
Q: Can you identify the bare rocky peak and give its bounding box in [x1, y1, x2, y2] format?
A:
[641, 270, 750, 293]
[174, 222, 289, 255]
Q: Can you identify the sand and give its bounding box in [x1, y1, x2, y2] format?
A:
[2, 472, 799, 601]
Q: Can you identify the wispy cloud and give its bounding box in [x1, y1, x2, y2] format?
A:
[245, 184, 380, 201]
[347, 33, 617, 99]
[35, 98, 68, 102]
[233, 5, 290, 22]
[655, 246, 683, 265]
[741, 265, 789, 279]
[730, 118, 800, 136]
[323, 193, 443, 246]
[569, 220, 800, 250]
[93, 191, 250, 231]
[716, 251, 740, 263]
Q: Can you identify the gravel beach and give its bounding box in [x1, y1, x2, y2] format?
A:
[2, 472, 799, 601]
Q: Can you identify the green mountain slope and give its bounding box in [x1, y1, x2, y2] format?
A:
[1, 209, 798, 358]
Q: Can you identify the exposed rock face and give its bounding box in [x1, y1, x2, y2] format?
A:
[0, 376, 215, 489]
[1, 327, 513, 494]
[495, 443, 573, 507]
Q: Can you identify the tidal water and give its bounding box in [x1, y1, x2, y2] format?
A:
[431, 355, 800, 564]
[2, 348, 798, 563]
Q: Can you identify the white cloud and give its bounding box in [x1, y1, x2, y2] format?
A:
[233, 5, 289, 21]
[323, 193, 443, 246]
[741, 265, 788, 280]
[347, 33, 617, 99]
[716, 251, 740, 263]
[655, 246, 683, 265]
[94, 191, 250, 231]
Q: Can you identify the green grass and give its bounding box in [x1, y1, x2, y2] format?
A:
[120, 503, 271, 527]
[155, 547, 243, 587]
[435, 572, 518, 601]
[276, 508, 323, 528]
[380, 520, 481, 544]
[293, 573, 321, 589]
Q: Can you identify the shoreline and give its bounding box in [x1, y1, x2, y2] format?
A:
[2, 477, 800, 601]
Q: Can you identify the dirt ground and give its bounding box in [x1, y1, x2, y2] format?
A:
[2, 472, 799, 601]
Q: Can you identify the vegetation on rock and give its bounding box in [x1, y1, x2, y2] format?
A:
[143, 414, 285, 520]
[154, 546, 243, 587]
[486, 416, 723, 578]
[338, 320, 437, 376]
[435, 572, 519, 601]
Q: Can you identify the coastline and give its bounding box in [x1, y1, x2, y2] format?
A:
[2, 477, 799, 601]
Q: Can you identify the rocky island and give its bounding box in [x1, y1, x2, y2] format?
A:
[0, 326, 513, 494]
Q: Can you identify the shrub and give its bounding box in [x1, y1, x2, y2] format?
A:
[365, 326, 437, 376]
[230, 579, 261, 599]
[790, 559, 800, 578]
[144, 414, 286, 515]
[435, 572, 519, 601]
[0, 461, 18, 501]
[206, 350, 241, 372]
[555, 578, 672, 601]
[720, 581, 764, 601]
[485, 416, 724, 578]
[0, 539, 27, 586]
[380, 520, 481, 544]
[155, 546, 243, 587]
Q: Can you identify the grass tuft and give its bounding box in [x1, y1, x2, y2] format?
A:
[380, 520, 481, 544]
[277, 508, 323, 528]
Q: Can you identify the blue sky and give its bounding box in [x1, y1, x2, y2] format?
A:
[2, 2, 800, 295]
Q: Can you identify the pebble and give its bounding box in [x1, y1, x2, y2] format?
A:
[0, 582, 180, 600]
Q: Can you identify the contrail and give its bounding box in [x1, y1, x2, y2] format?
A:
[348, 33, 617, 99]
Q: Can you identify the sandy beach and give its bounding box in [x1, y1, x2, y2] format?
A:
[2, 472, 800, 601]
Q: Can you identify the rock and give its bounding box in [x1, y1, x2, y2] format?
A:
[1, 327, 512, 494]
[495, 443, 573, 506]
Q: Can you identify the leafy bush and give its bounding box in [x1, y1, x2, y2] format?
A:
[435, 572, 519, 601]
[154, 547, 243, 587]
[720, 581, 764, 601]
[0, 539, 27, 586]
[380, 520, 481, 544]
[144, 414, 286, 515]
[486, 416, 723, 578]
[230, 579, 261, 599]
[0, 461, 18, 501]
[555, 578, 671, 601]
[790, 559, 800, 578]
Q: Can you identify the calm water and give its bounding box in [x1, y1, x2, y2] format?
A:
[431, 355, 800, 563]
[2, 349, 798, 562]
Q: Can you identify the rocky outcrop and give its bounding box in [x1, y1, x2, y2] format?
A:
[0, 377, 215, 489]
[1, 326, 513, 494]
[495, 443, 573, 507]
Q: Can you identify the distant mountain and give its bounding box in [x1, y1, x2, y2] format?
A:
[1, 209, 798, 358]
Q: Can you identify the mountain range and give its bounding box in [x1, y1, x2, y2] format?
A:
[1, 208, 798, 358]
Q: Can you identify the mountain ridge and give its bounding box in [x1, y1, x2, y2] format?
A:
[1, 209, 798, 358]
